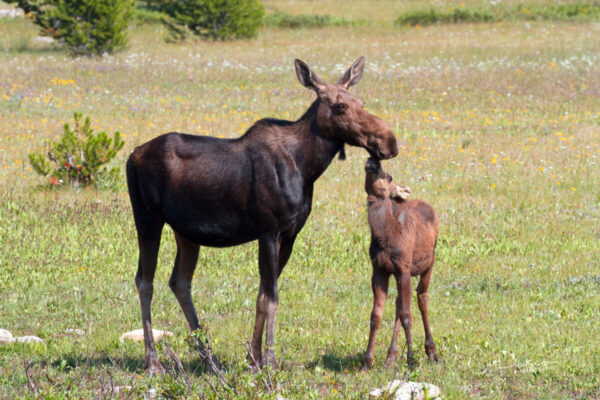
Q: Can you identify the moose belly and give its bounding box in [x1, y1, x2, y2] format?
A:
[166, 208, 259, 247]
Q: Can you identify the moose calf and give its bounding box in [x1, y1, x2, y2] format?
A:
[362, 158, 440, 370]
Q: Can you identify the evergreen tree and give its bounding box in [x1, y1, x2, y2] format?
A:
[6, 0, 134, 56]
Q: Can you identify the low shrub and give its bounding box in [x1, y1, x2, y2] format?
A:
[29, 113, 124, 189]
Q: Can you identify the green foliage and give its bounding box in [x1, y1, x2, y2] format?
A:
[395, 3, 600, 26]
[263, 11, 367, 28]
[5, 0, 134, 55]
[28, 113, 124, 189]
[152, 0, 264, 40]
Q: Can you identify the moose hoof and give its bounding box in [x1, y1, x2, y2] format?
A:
[147, 358, 163, 376]
[361, 357, 373, 372]
[427, 352, 441, 363]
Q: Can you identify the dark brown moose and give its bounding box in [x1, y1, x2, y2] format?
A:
[361, 158, 439, 370]
[126, 57, 398, 374]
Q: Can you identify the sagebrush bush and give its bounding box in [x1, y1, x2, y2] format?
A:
[29, 113, 124, 188]
[6, 0, 134, 55]
[152, 0, 264, 40]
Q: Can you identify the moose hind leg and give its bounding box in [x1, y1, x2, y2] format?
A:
[249, 284, 266, 371]
[169, 233, 201, 332]
[135, 226, 164, 375]
[417, 268, 439, 362]
[257, 234, 281, 369]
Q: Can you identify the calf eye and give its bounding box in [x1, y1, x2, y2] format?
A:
[333, 103, 345, 114]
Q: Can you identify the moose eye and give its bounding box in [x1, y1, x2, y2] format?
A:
[333, 103, 345, 114]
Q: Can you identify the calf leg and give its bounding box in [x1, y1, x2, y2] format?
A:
[417, 268, 439, 362]
[387, 272, 414, 368]
[134, 225, 163, 375]
[361, 269, 389, 371]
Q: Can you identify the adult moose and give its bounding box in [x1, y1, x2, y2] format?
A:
[126, 57, 398, 374]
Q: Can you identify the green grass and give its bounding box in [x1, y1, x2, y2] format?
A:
[1, 1, 600, 398]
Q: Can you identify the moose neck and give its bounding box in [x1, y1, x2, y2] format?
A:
[292, 99, 344, 184]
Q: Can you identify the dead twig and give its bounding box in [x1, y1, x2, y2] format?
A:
[188, 332, 235, 394]
[163, 341, 192, 391]
[241, 334, 276, 394]
[392, 342, 409, 383]
[23, 358, 38, 396]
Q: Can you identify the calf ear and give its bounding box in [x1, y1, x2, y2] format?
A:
[295, 59, 326, 92]
[338, 56, 365, 89]
[391, 184, 411, 201]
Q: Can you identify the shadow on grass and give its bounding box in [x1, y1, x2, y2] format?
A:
[28, 354, 147, 373]
[307, 352, 364, 372]
[36, 351, 232, 377]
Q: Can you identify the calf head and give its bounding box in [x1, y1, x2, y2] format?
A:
[295, 57, 398, 160]
[365, 158, 411, 202]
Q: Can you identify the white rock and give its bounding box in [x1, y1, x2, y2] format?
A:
[120, 329, 173, 343]
[0, 9, 24, 18]
[114, 386, 132, 393]
[0, 329, 13, 343]
[32, 36, 55, 44]
[65, 328, 86, 336]
[144, 388, 156, 400]
[369, 380, 442, 400]
[14, 336, 44, 344]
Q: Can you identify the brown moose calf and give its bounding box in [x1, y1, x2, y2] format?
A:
[361, 158, 440, 370]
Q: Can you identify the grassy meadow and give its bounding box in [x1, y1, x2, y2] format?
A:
[1, 1, 599, 398]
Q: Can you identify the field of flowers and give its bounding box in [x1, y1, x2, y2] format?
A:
[0, 2, 599, 398]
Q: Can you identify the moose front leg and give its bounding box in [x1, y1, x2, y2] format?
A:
[249, 234, 281, 370]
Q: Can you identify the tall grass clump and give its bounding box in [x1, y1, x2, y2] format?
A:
[5, 0, 135, 55]
[152, 0, 264, 40]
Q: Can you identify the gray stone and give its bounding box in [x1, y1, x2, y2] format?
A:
[369, 380, 442, 400]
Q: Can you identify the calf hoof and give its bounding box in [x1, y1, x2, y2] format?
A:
[407, 352, 418, 370]
[384, 348, 398, 367]
[361, 357, 373, 371]
[425, 343, 440, 363]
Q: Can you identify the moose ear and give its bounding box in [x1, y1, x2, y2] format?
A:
[337, 56, 365, 89]
[295, 59, 326, 92]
